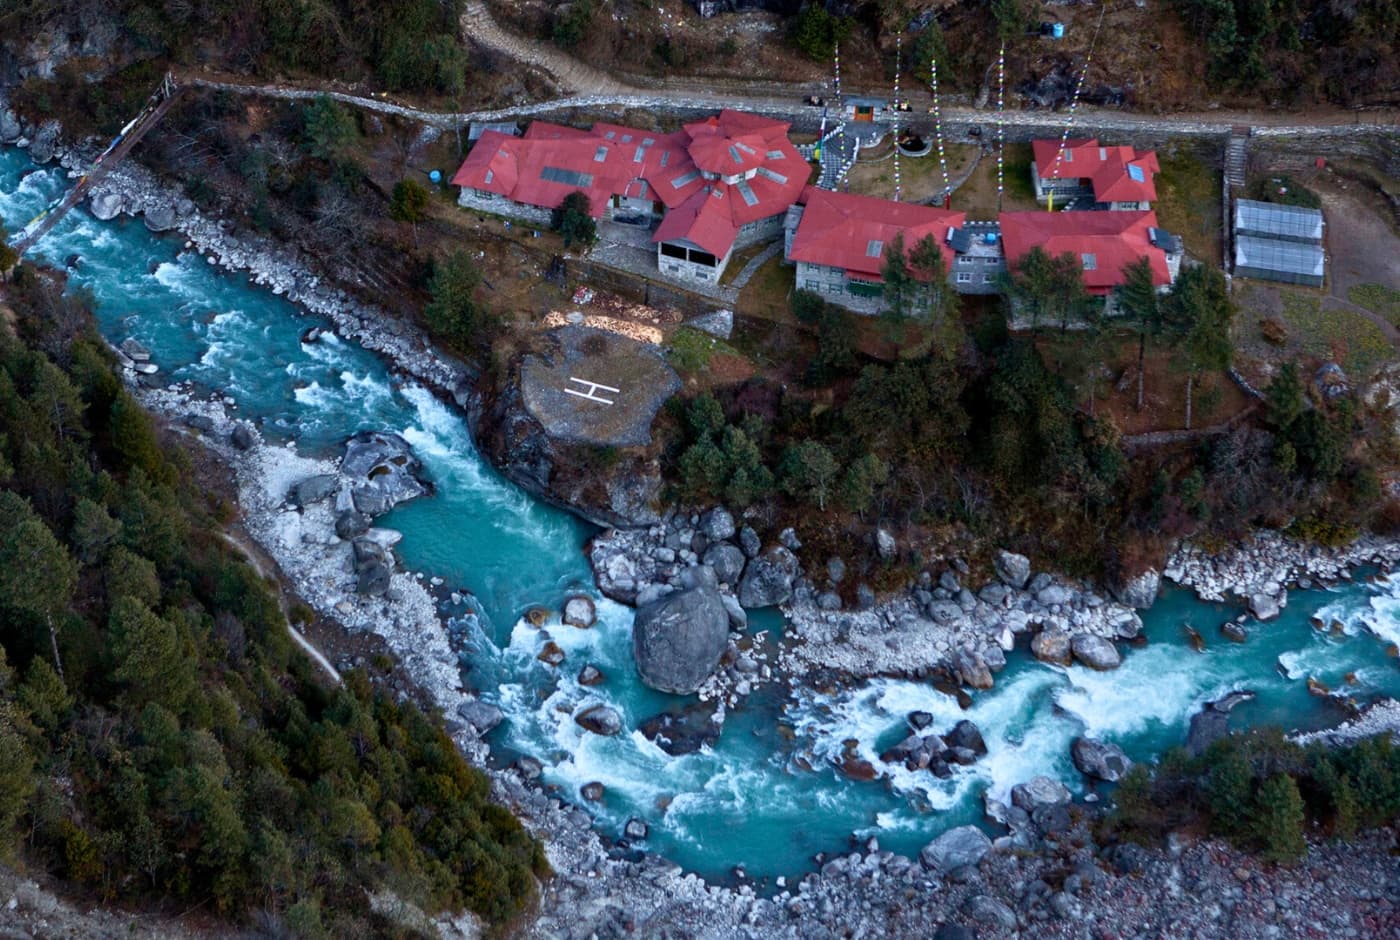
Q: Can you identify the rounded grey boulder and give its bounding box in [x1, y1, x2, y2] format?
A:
[1071, 635, 1122, 670]
[1071, 737, 1133, 782]
[632, 585, 730, 694]
[574, 704, 623, 736]
[702, 543, 746, 586]
[737, 546, 800, 609]
[1011, 775, 1072, 813]
[920, 825, 992, 873]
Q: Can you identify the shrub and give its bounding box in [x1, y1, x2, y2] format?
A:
[551, 191, 597, 249]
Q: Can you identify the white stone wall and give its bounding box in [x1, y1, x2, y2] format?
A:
[456, 188, 552, 226]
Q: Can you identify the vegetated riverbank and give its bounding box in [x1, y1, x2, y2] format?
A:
[10, 134, 1400, 937]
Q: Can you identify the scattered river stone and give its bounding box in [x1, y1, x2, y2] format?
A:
[574, 704, 623, 736]
[577, 664, 605, 686]
[920, 825, 992, 872]
[994, 549, 1031, 589]
[1031, 629, 1073, 665]
[1071, 634, 1122, 670]
[1071, 737, 1133, 782]
[632, 585, 729, 694]
[562, 595, 597, 628]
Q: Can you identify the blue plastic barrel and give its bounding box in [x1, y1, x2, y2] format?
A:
[429, 169, 443, 184]
[983, 232, 999, 245]
[1051, 23, 1065, 38]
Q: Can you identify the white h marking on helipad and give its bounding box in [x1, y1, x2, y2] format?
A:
[564, 376, 620, 405]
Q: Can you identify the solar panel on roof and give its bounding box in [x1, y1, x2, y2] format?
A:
[604, 131, 615, 139]
[540, 166, 594, 188]
[660, 151, 672, 167]
[735, 179, 759, 207]
[947, 228, 972, 253]
[734, 141, 757, 155]
[594, 146, 608, 163]
[671, 169, 699, 187]
[755, 167, 788, 185]
[1127, 164, 1145, 182]
[1081, 253, 1097, 271]
[728, 145, 742, 164]
[643, 138, 655, 146]
[621, 135, 632, 143]
[766, 149, 785, 160]
[484, 170, 494, 184]
[634, 146, 646, 163]
[866, 239, 884, 258]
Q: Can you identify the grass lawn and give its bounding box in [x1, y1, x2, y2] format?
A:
[1154, 150, 1221, 263]
[843, 142, 979, 204]
[736, 254, 796, 324]
[1275, 288, 1393, 378]
[954, 143, 1038, 220]
[1348, 283, 1400, 326]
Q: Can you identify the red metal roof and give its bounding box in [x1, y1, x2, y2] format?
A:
[1032, 138, 1159, 204]
[998, 210, 1171, 295]
[786, 186, 967, 279]
[452, 109, 810, 257]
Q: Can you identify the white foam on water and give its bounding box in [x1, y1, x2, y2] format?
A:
[292, 381, 332, 408]
[339, 369, 394, 411]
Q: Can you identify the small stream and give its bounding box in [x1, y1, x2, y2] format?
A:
[5, 147, 1399, 884]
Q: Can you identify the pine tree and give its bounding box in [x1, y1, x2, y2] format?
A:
[1115, 256, 1162, 411]
[1205, 739, 1255, 839]
[1254, 773, 1307, 863]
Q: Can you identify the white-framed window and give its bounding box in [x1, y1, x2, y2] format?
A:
[956, 272, 973, 283]
[982, 274, 996, 283]
[805, 281, 820, 291]
[957, 256, 973, 266]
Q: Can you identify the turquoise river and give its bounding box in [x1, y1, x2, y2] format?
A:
[4, 147, 1400, 885]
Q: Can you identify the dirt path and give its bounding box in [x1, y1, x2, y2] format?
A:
[218, 528, 343, 685]
[461, 1, 627, 96]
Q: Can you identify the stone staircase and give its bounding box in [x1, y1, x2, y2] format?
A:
[1224, 126, 1250, 191]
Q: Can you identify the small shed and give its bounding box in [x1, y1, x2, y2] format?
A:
[1234, 234, 1325, 287]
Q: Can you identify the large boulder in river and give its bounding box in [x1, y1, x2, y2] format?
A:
[639, 704, 722, 755]
[945, 719, 987, 756]
[574, 704, 623, 736]
[631, 585, 730, 694]
[1248, 591, 1282, 621]
[341, 430, 429, 515]
[737, 546, 800, 609]
[994, 550, 1031, 589]
[1071, 634, 1122, 670]
[1031, 629, 1072, 665]
[952, 648, 994, 690]
[920, 825, 992, 873]
[1186, 689, 1255, 755]
[1071, 737, 1133, 782]
[90, 191, 123, 221]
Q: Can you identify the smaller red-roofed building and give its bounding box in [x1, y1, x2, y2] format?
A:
[783, 186, 967, 312]
[998, 209, 1182, 319]
[1030, 139, 1160, 211]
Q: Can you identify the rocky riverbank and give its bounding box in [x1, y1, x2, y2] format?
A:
[1165, 530, 1400, 622]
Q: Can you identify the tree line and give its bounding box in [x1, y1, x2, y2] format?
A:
[0, 264, 544, 935]
[663, 232, 1389, 582]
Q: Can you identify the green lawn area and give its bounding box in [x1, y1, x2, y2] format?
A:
[1155, 151, 1222, 264]
[666, 326, 742, 374]
[1276, 289, 1393, 378]
[1348, 283, 1400, 326]
[736, 254, 796, 324]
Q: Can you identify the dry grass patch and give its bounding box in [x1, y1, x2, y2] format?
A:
[1155, 150, 1222, 264]
[1349, 283, 1400, 326]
